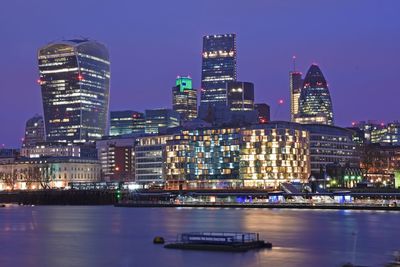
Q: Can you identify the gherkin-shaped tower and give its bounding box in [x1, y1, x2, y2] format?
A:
[296, 64, 334, 125]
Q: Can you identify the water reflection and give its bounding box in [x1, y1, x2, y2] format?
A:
[0, 206, 399, 267]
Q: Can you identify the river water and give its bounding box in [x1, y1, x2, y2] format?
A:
[0, 206, 398, 267]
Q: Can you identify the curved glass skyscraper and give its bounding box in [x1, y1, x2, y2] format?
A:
[296, 64, 334, 125]
[38, 39, 110, 144]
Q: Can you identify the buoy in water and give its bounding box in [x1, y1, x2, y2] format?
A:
[153, 236, 165, 244]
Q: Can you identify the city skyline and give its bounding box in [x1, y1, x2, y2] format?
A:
[0, 0, 399, 146]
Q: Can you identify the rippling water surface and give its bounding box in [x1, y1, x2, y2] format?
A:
[0, 206, 399, 267]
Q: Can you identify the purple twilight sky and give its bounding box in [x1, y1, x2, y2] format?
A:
[0, 0, 399, 147]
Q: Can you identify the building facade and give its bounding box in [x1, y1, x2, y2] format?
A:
[165, 122, 310, 189]
[199, 33, 237, 118]
[289, 71, 303, 122]
[302, 124, 360, 180]
[21, 143, 97, 159]
[295, 64, 334, 125]
[145, 109, 180, 134]
[135, 135, 173, 186]
[240, 122, 310, 188]
[96, 137, 136, 182]
[172, 76, 197, 121]
[254, 103, 270, 123]
[360, 143, 400, 188]
[0, 157, 101, 190]
[38, 39, 110, 144]
[110, 110, 145, 136]
[226, 81, 254, 111]
[371, 122, 400, 146]
[23, 115, 45, 148]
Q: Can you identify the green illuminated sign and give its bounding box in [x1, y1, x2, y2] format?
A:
[176, 76, 193, 92]
[344, 175, 349, 180]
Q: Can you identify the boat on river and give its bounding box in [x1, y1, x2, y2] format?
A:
[164, 232, 272, 252]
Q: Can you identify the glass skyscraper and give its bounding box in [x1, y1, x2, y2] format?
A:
[290, 71, 303, 122]
[172, 76, 197, 121]
[199, 34, 237, 117]
[38, 39, 110, 144]
[295, 64, 334, 125]
[226, 81, 254, 111]
[145, 109, 180, 134]
[110, 110, 145, 136]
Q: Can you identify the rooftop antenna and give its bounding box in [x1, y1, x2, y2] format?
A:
[292, 55, 297, 71]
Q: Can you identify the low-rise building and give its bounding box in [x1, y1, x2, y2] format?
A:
[302, 124, 359, 180]
[0, 157, 101, 190]
[96, 136, 136, 182]
[360, 143, 400, 187]
[20, 143, 97, 159]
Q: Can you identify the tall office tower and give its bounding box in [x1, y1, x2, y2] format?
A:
[290, 57, 303, 122]
[226, 81, 254, 111]
[145, 109, 180, 134]
[172, 76, 197, 121]
[110, 111, 145, 136]
[38, 39, 110, 144]
[22, 115, 45, 148]
[199, 33, 237, 118]
[295, 64, 334, 125]
[254, 103, 270, 123]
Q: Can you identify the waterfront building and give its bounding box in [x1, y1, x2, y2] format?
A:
[325, 163, 363, 188]
[110, 110, 145, 136]
[289, 72, 303, 122]
[240, 122, 310, 188]
[254, 103, 270, 123]
[20, 143, 97, 159]
[199, 33, 237, 119]
[295, 64, 334, 125]
[360, 143, 400, 187]
[165, 122, 310, 189]
[135, 135, 173, 186]
[96, 136, 136, 182]
[172, 76, 197, 121]
[23, 115, 45, 148]
[302, 124, 360, 182]
[166, 127, 242, 190]
[0, 157, 101, 190]
[226, 81, 254, 111]
[38, 39, 110, 144]
[145, 109, 180, 134]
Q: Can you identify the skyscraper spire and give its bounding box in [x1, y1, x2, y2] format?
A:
[292, 55, 296, 71]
